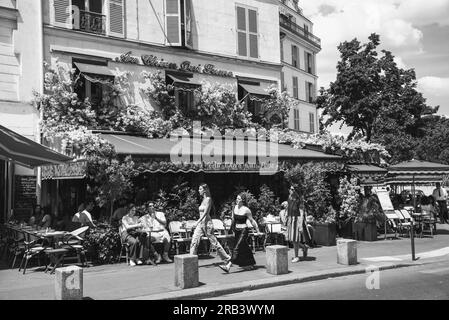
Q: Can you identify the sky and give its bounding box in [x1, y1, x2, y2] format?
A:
[300, 0, 449, 135]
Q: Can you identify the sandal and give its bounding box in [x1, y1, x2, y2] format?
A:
[218, 264, 230, 273]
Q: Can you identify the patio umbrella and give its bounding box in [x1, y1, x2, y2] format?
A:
[0, 124, 72, 168]
[387, 159, 449, 209]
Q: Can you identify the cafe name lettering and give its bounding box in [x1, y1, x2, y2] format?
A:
[115, 51, 234, 78]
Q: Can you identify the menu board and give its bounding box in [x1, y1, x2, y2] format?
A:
[14, 175, 37, 221]
[375, 189, 394, 211]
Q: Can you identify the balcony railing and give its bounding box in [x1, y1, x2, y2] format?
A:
[78, 10, 106, 35]
[279, 14, 321, 49]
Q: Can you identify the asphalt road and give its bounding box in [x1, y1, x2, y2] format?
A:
[208, 259, 449, 300]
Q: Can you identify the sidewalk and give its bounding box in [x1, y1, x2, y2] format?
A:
[1, 224, 449, 300]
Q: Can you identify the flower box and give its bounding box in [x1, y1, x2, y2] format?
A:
[312, 222, 336, 246]
[353, 221, 377, 242]
[338, 219, 353, 239]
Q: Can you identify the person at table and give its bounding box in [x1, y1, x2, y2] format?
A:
[190, 184, 231, 263]
[120, 204, 148, 266]
[286, 185, 311, 263]
[139, 202, 173, 264]
[111, 199, 128, 228]
[29, 204, 43, 228]
[421, 196, 438, 220]
[78, 201, 96, 228]
[219, 193, 260, 273]
[432, 182, 448, 224]
[39, 207, 53, 229]
[72, 203, 85, 223]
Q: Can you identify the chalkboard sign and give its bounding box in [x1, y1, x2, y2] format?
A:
[14, 175, 37, 221]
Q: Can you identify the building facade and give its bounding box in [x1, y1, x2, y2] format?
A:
[279, 0, 320, 134]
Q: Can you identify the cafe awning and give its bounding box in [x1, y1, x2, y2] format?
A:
[239, 84, 271, 97]
[388, 159, 449, 175]
[167, 74, 202, 87]
[74, 62, 115, 85]
[100, 134, 341, 160]
[347, 164, 387, 186]
[0, 124, 73, 168]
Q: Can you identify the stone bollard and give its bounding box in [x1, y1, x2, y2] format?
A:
[55, 266, 83, 300]
[265, 245, 288, 275]
[174, 254, 199, 289]
[337, 239, 357, 265]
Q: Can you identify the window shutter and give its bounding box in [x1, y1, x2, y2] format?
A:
[248, 9, 258, 58]
[53, 0, 72, 28]
[166, 0, 182, 46]
[292, 45, 298, 68]
[293, 76, 298, 99]
[184, 0, 193, 48]
[236, 6, 247, 56]
[109, 0, 124, 37]
[305, 81, 310, 102]
[309, 112, 315, 133]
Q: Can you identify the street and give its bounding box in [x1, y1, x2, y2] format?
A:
[208, 259, 449, 300]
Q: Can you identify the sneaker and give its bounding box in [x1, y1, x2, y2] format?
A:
[162, 253, 173, 263]
[129, 260, 137, 267]
[291, 257, 300, 263]
[155, 253, 162, 264]
[136, 259, 143, 265]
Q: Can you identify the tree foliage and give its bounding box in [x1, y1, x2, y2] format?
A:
[318, 33, 437, 164]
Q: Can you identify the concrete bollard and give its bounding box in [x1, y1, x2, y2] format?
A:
[337, 239, 357, 265]
[55, 266, 83, 300]
[174, 254, 199, 289]
[265, 245, 288, 275]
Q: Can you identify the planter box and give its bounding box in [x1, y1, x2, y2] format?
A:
[353, 222, 377, 242]
[312, 222, 336, 246]
[338, 220, 353, 239]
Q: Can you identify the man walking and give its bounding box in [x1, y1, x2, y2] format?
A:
[432, 182, 448, 224]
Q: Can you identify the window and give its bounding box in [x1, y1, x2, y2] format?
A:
[305, 52, 314, 74]
[294, 109, 300, 131]
[236, 6, 259, 58]
[52, 0, 124, 37]
[292, 76, 298, 99]
[292, 45, 298, 68]
[309, 112, 315, 133]
[304, 24, 309, 35]
[280, 40, 284, 62]
[305, 81, 314, 103]
[165, 0, 193, 48]
[166, 72, 201, 115]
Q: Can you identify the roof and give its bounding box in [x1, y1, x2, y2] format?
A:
[347, 164, 387, 174]
[99, 134, 342, 161]
[0, 124, 72, 168]
[388, 159, 449, 174]
[239, 84, 271, 96]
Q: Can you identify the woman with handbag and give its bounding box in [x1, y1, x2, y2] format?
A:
[287, 185, 311, 263]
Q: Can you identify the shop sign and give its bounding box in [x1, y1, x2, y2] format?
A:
[41, 161, 87, 180]
[115, 51, 234, 78]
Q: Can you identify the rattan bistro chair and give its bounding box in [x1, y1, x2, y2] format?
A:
[168, 221, 192, 255]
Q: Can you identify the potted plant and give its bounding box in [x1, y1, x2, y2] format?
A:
[310, 206, 337, 246]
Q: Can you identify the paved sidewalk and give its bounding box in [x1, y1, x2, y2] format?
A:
[1, 224, 449, 300]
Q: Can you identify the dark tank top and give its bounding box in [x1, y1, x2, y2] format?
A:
[234, 214, 247, 224]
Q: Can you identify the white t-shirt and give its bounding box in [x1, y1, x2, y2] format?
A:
[432, 187, 448, 201]
[79, 210, 95, 227]
[139, 212, 167, 232]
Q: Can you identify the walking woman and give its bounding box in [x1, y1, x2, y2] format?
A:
[219, 193, 260, 273]
[190, 184, 231, 263]
[287, 185, 311, 263]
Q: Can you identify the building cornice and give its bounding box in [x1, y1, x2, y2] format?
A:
[280, 26, 321, 53]
[44, 25, 282, 73]
[0, 7, 19, 21]
[282, 63, 318, 80]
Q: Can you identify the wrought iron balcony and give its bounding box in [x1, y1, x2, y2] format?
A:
[78, 10, 106, 35]
[279, 14, 321, 49]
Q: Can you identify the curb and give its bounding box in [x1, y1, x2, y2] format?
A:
[123, 261, 419, 300]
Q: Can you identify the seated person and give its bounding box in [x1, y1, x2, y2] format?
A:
[29, 205, 42, 228]
[120, 204, 156, 266]
[421, 196, 438, 220]
[39, 208, 52, 229]
[78, 202, 96, 228]
[139, 202, 173, 263]
[112, 200, 128, 228]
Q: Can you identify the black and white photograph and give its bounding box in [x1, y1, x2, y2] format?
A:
[1, 0, 449, 306]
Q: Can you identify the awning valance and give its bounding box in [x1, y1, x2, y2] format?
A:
[388, 159, 449, 175]
[74, 62, 115, 85]
[0, 124, 72, 168]
[347, 164, 387, 174]
[386, 175, 446, 185]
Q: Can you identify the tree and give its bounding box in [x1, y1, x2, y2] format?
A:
[415, 116, 449, 165]
[318, 34, 437, 163]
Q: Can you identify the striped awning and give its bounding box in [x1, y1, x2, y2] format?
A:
[388, 159, 449, 175]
